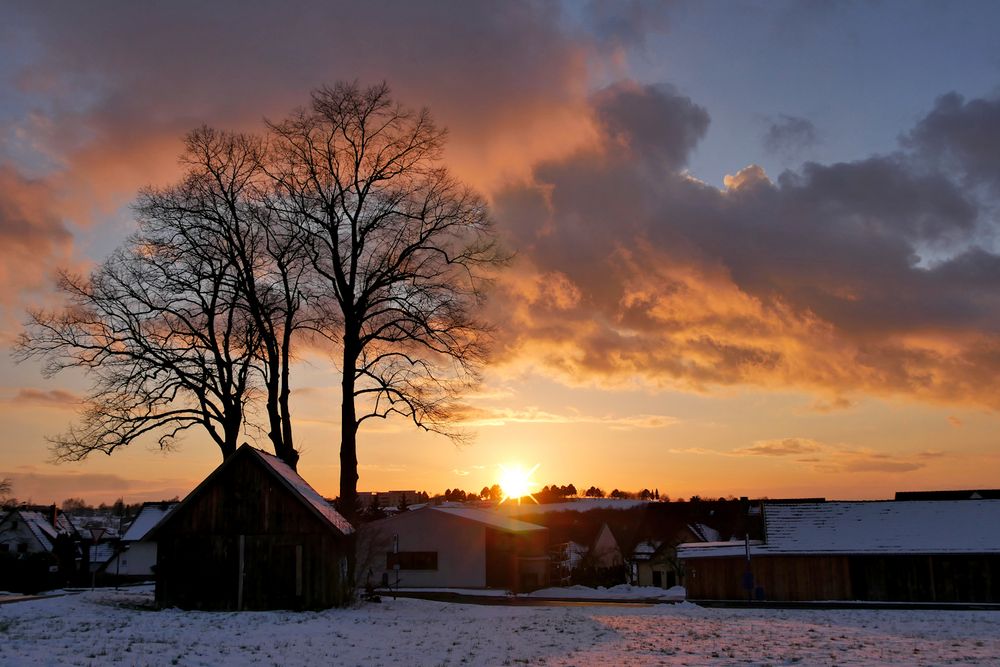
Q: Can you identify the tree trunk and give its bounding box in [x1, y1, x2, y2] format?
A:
[339, 336, 360, 522]
[278, 322, 297, 468]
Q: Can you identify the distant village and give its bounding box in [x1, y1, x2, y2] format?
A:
[2, 449, 999, 609]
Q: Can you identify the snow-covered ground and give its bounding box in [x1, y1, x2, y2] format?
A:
[2, 586, 999, 666]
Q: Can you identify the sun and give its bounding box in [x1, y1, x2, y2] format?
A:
[497, 463, 540, 504]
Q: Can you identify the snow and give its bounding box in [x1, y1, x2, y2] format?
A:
[527, 584, 687, 601]
[502, 498, 649, 514]
[431, 506, 547, 533]
[680, 500, 1000, 559]
[122, 504, 177, 541]
[18, 510, 59, 547]
[2, 586, 999, 665]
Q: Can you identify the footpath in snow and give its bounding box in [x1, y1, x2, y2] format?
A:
[2, 586, 1000, 665]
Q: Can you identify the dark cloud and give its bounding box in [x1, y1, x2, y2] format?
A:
[491, 82, 1000, 408]
[906, 92, 1000, 193]
[581, 0, 674, 52]
[591, 81, 710, 172]
[0, 165, 73, 317]
[763, 114, 820, 157]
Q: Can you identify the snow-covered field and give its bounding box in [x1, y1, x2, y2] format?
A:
[2, 587, 999, 666]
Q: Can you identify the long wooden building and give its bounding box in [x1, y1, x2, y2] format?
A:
[149, 444, 354, 610]
[678, 500, 1000, 602]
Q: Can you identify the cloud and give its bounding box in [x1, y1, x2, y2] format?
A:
[0, 470, 195, 504]
[452, 469, 470, 477]
[5, 388, 82, 408]
[947, 415, 963, 428]
[453, 404, 678, 429]
[814, 450, 926, 474]
[734, 438, 824, 456]
[670, 439, 935, 474]
[762, 114, 820, 157]
[905, 92, 1000, 193]
[0, 166, 74, 320]
[488, 82, 1000, 410]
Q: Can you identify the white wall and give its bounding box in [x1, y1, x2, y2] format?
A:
[360, 509, 486, 589]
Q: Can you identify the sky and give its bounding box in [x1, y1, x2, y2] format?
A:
[2, 0, 1000, 505]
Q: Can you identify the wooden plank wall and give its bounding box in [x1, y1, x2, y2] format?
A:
[155, 455, 347, 610]
[685, 554, 1000, 602]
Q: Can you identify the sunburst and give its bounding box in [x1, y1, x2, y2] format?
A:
[497, 463, 540, 504]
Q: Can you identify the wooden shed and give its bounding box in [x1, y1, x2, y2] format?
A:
[678, 500, 1000, 602]
[149, 444, 354, 610]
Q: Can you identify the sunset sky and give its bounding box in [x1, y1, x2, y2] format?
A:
[3, 1, 1000, 505]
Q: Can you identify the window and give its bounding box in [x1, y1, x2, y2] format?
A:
[17, 542, 28, 554]
[387, 551, 438, 570]
[0, 543, 8, 553]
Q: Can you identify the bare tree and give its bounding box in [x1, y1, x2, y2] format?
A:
[135, 127, 317, 467]
[17, 204, 258, 460]
[16, 129, 314, 467]
[268, 82, 505, 516]
[0, 478, 11, 498]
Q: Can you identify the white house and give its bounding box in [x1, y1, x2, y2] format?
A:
[361, 506, 549, 592]
[0, 510, 61, 556]
[104, 502, 177, 578]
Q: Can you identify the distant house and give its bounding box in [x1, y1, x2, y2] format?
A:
[591, 522, 624, 569]
[678, 500, 1000, 602]
[148, 444, 354, 610]
[0, 509, 61, 556]
[104, 502, 178, 579]
[362, 506, 549, 592]
[631, 523, 717, 589]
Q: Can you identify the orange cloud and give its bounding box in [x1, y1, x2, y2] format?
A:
[5, 388, 82, 409]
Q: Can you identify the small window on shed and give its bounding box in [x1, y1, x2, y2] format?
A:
[17, 542, 28, 554]
[387, 551, 438, 570]
[0, 543, 9, 553]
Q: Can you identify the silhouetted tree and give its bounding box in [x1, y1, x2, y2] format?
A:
[16, 129, 311, 467]
[268, 82, 505, 516]
[585, 486, 605, 498]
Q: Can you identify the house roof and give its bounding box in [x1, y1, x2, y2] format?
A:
[688, 523, 721, 542]
[677, 500, 1000, 558]
[431, 507, 546, 533]
[148, 444, 353, 539]
[20, 511, 59, 549]
[123, 503, 178, 541]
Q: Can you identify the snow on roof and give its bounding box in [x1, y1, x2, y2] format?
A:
[678, 500, 1000, 558]
[123, 503, 178, 541]
[431, 506, 547, 533]
[504, 498, 648, 514]
[675, 540, 763, 559]
[688, 523, 721, 542]
[18, 511, 58, 550]
[253, 448, 354, 535]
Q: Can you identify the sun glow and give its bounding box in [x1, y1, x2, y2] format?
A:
[498, 463, 540, 504]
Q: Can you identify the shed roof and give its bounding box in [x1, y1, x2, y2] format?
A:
[254, 449, 353, 535]
[148, 444, 353, 539]
[677, 500, 1000, 558]
[432, 506, 546, 533]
